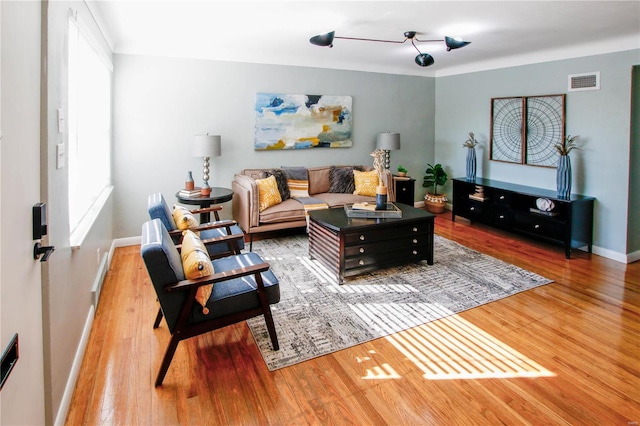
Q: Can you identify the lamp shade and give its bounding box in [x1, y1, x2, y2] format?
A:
[193, 135, 221, 157]
[376, 132, 401, 150]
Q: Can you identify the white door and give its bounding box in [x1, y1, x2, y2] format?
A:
[0, 2, 46, 425]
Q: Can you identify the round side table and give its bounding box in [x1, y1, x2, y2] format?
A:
[175, 187, 233, 223]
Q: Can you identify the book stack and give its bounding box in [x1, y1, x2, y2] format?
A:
[468, 185, 489, 202]
[179, 188, 202, 197]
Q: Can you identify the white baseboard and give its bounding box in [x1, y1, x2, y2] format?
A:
[54, 306, 95, 426]
[627, 249, 640, 264]
[113, 236, 141, 248]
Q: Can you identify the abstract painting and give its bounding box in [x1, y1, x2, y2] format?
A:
[254, 93, 352, 150]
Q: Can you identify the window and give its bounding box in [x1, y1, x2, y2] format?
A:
[68, 16, 112, 236]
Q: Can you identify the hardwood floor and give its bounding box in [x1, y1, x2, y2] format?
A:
[65, 211, 639, 425]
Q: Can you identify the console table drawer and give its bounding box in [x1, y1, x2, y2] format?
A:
[491, 206, 512, 226]
[492, 190, 511, 205]
[465, 200, 486, 217]
[513, 212, 565, 240]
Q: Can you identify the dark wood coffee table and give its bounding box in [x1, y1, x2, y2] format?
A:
[308, 204, 435, 283]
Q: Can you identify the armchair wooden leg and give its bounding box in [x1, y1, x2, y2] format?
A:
[263, 306, 279, 351]
[153, 308, 164, 329]
[254, 273, 279, 350]
[155, 334, 181, 387]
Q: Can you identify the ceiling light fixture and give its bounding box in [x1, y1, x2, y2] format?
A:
[309, 31, 470, 67]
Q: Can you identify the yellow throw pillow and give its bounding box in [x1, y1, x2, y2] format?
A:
[180, 230, 207, 262]
[256, 175, 282, 212]
[172, 205, 199, 231]
[180, 230, 214, 314]
[353, 170, 379, 197]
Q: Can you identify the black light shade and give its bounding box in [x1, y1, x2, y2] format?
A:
[445, 36, 471, 51]
[415, 53, 435, 67]
[310, 31, 335, 47]
[309, 30, 470, 67]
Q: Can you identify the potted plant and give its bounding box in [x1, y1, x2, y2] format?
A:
[397, 165, 408, 177]
[422, 163, 448, 213]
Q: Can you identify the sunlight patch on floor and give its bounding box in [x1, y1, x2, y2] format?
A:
[385, 314, 555, 380]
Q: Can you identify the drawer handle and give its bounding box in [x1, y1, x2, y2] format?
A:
[413, 239, 418, 244]
[359, 247, 365, 253]
[359, 235, 365, 241]
[412, 250, 418, 255]
[470, 207, 475, 211]
[402, 188, 407, 192]
[534, 224, 540, 229]
[500, 195, 505, 200]
[413, 227, 418, 232]
[358, 260, 365, 266]
[499, 215, 504, 219]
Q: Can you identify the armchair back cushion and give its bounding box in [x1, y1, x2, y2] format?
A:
[141, 219, 186, 333]
[148, 193, 177, 231]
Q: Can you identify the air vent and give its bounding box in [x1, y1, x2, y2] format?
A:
[568, 72, 600, 91]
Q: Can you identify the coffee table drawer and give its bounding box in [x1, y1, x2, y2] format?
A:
[344, 224, 426, 246]
[344, 234, 428, 257]
[344, 244, 429, 274]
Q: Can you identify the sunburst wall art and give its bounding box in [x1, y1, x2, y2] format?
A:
[490, 94, 565, 167]
[254, 93, 352, 150]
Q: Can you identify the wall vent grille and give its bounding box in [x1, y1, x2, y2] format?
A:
[568, 72, 600, 91]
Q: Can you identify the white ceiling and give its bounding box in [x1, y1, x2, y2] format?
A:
[88, 1, 640, 77]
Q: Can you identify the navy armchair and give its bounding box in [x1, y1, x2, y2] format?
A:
[140, 218, 280, 386]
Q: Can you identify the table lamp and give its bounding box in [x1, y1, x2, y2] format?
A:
[376, 132, 401, 169]
[193, 134, 221, 196]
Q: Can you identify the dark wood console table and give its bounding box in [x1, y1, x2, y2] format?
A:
[452, 178, 595, 259]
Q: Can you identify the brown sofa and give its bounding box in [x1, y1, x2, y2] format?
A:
[232, 165, 395, 248]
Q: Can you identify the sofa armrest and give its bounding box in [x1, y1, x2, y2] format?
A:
[232, 174, 259, 232]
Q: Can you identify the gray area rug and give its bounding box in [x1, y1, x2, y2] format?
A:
[247, 234, 552, 371]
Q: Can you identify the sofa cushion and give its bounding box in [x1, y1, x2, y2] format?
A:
[353, 170, 379, 197]
[314, 193, 376, 208]
[259, 198, 306, 223]
[256, 175, 282, 212]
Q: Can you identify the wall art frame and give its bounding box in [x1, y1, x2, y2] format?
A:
[490, 94, 566, 167]
[254, 93, 353, 150]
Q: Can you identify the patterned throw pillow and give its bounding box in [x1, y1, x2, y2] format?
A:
[180, 230, 214, 314]
[353, 170, 379, 197]
[259, 169, 290, 201]
[172, 205, 199, 231]
[282, 166, 310, 198]
[256, 174, 282, 212]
